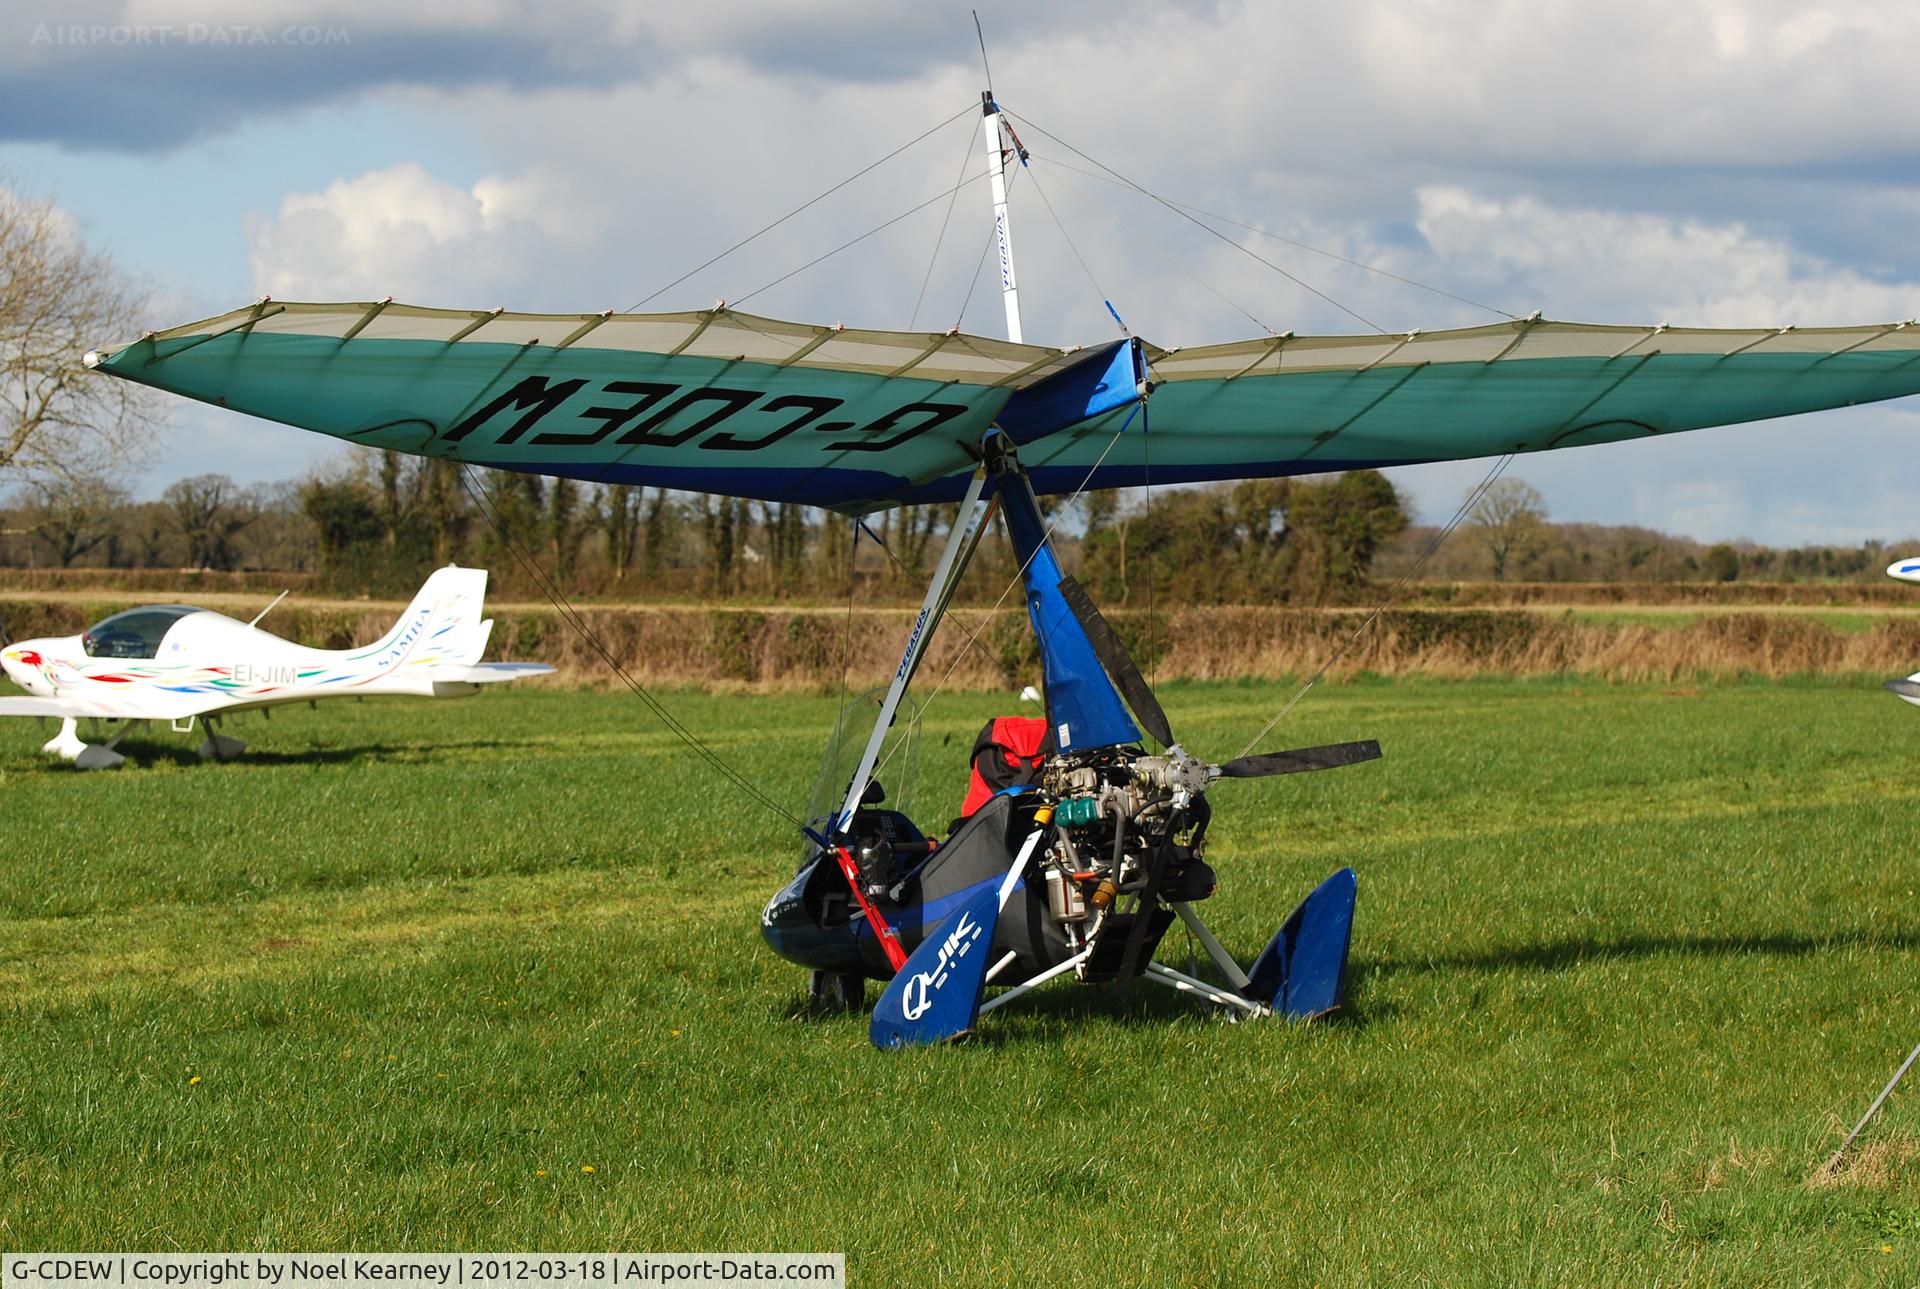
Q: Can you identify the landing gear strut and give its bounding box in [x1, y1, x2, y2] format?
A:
[43, 717, 129, 770]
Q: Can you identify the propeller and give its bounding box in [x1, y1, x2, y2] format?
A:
[1056, 574, 1175, 749]
[1056, 574, 1382, 781]
[1885, 678, 1920, 699]
[1212, 739, 1382, 779]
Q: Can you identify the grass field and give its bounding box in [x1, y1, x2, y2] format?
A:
[2, 677, 1917, 1284]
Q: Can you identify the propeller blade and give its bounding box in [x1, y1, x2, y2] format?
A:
[1056, 574, 1176, 748]
[1885, 678, 1920, 699]
[1215, 739, 1382, 779]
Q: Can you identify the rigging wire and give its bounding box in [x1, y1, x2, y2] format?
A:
[626, 102, 975, 313]
[909, 115, 985, 332]
[1174, 200, 1520, 322]
[1006, 109, 1386, 334]
[1037, 153, 1521, 322]
[455, 466, 803, 829]
[952, 170, 1015, 331]
[1141, 401, 1158, 722]
[1023, 162, 1125, 336]
[850, 503, 1008, 678]
[1232, 453, 1519, 760]
[870, 415, 1138, 782]
[731, 168, 994, 310]
[1032, 157, 1280, 337]
[836, 513, 861, 708]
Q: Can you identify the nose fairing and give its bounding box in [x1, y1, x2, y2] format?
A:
[2, 643, 54, 693]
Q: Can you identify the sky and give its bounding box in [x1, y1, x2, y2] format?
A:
[5, 0, 1919, 544]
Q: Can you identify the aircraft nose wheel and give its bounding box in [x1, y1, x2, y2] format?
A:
[807, 970, 866, 1015]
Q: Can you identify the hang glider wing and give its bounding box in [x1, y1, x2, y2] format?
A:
[89, 302, 1920, 510]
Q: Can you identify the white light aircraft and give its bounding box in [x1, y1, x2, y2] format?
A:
[0, 565, 552, 768]
[1887, 557, 1920, 708]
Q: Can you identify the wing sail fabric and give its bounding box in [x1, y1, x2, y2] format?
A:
[1015, 318, 1920, 497]
[89, 303, 1920, 510]
[87, 301, 1084, 513]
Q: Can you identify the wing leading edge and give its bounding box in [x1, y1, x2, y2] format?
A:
[88, 303, 1920, 510]
[0, 693, 208, 721]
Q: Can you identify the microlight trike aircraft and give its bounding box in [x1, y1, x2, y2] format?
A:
[0, 565, 552, 768]
[77, 92, 1920, 1044]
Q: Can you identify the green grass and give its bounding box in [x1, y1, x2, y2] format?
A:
[2, 678, 1918, 1284]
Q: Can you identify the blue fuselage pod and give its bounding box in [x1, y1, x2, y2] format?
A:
[761, 795, 1072, 980]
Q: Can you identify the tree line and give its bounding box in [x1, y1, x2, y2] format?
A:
[0, 451, 1418, 603]
[1381, 478, 1917, 585]
[4, 455, 1912, 603]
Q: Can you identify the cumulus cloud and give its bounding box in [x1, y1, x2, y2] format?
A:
[246, 162, 575, 301]
[1412, 186, 1920, 327]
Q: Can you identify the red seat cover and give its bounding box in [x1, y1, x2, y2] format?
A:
[959, 716, 1051, 817]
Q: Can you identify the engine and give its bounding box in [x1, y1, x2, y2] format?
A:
[1034, 745, 1216, 964]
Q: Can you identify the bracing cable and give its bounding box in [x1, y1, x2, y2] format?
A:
[1036, 153, 1520, 322]
[952, 170, 1015, 332]
[1022, 162, 1124, 336]
[870, 414, 1138, 781]
[1232, 453, 1519, 759]
[909, 114, 984, 332]
[627, 103, 975, 312]
[1007, 109, 1386, 334]
[1031, 157, 1280, 337]
[1140, 399, 1159, 724]
[851, 502, 1008, 679]
[731, 168, 994, 310]
[456, 466, 802, 829]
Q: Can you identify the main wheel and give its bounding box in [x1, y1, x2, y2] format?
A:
[807, 970, 865, 1015]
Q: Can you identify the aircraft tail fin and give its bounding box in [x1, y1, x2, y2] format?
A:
[360, 565, 494, 668]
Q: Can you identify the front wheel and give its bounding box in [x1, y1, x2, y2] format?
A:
[807, 969, 866, 1015]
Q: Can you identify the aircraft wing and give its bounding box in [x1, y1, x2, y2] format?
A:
[87, 300, 1920, 511]
[428, 662, 556, 685]
[0, 696, 120, 719]
[0, 693, 208, 721]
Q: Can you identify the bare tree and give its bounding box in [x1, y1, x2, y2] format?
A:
[546, 475, 585, 579]
[15, 473, 130, 566]
[1, 188, 164, 484]
[1466, 478, 1549, 581]
[599, 484, 643, 582]
[164, 473, 260, 570]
